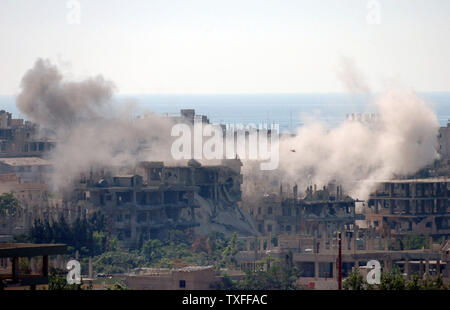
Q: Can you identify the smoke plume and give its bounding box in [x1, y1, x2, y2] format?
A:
[243, 90, 440, 201]
[16, 58, 176, 189]
[16, 58, 441, 201]
[337, 55, 370, 94]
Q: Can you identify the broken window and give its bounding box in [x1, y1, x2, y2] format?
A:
[164, 191, 178, 204]
[148, 192, 161, 205]
[179, 280, 186, 288]
[125, 230, 131, 238]
[137, 213, 147, 223]
[149, 168, 162, 181]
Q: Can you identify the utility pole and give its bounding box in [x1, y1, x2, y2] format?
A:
[338, 231, 342, 290]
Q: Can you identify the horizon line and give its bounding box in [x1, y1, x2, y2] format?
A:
[2, 90, 450, 97]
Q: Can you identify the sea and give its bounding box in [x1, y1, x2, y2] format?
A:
[1, 92, 450, 133]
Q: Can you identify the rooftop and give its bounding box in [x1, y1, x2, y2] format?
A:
[0, 243, 66, 257]
[0, 157, 51, 167]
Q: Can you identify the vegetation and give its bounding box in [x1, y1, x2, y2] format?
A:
[47, 274, 84, 290]
[25, 216, 242, 276]
[212, 252, 300, 290]
[343, 267, 448, 290]
[28, 212, 107, 256]
[343, 269, 370, 290]
[22, 215, 448, 290]
[0, 192, 21, 218]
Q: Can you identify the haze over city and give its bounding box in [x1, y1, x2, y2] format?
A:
[1, 0, 450, 95]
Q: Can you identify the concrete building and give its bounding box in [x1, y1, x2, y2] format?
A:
[247, 183, 361, 237]
[124, 266, 216, 290]
[0, 110, 55, 158]
[365, 178, 450, 238]
[0, 170, 66, 236]
[438, 122, 450, 160]
[0, 243, 66, 290]
[68, 159, 244, 248]
[0, 157, 52, 184]
[235, 231, 449, 285]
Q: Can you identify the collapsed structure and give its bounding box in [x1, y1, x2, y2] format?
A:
[0, 110, 258, 244]
[1, 107, 450, 287]
[364, 178, 450, 238]
[236, 182, 450, 287]
[0, 110, 54, 157]
[68, 158, 253, 248]
[247, 184, 361, 237]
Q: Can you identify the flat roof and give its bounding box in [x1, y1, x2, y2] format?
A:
[0, 243, 66, 257]
[370, 178, 450, 184]
[0, 157, 51, 167]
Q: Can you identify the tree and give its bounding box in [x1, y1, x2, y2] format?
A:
[220, 232, 238, 268]
[237, 256, 299, 290]
[0, 192, 20, 218]
[406, 273, 421, 290]
[379, 268, 406, 290]
[141, 239, 164, 261]
[343, 269, 366, 290]
[421, 274, 446, 290]
[48, 274, 83, 290]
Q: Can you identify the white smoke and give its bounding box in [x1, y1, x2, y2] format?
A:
[274, 89, 440, 200]
[16, 58, 441, 201]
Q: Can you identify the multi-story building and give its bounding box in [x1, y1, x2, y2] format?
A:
[68, 159, 244, 248]
[365, 178, 450, 238]
[0, 110, 55, 158]
[247, 183, 360, 238]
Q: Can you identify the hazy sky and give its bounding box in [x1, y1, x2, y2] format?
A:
[0, 0, 449, 94]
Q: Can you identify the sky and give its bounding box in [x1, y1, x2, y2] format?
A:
[0, 0, 449, 95]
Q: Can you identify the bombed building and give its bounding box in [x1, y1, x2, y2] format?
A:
[364, 178, 450, 238]
[66, 158, 256, 248]
[0, 110, 55, 157]
[247, 183, 361, 238]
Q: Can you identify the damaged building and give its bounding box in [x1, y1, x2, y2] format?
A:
[365, 178, 450, 238]
[247, 183, 361, 238]
[0, 110, 55, 158]
[68, 158, 256, 248]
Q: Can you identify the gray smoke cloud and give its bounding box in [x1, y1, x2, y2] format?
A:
[17, 58, 116, 130]
[16, 58, 441, 202]
[16, 58, 176, 189]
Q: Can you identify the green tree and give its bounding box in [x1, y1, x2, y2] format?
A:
[141, 239, 164, 261]
[48, 274, 83, 290]
[421, 274, 446, 290]
[406, 273, 421, 290]
[220, 232, 238, 268]
[0, 192, 20, 218]
[237, 256, 299, 290]
[379, 268, 406, 290]
[343, 269, 366, 290]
